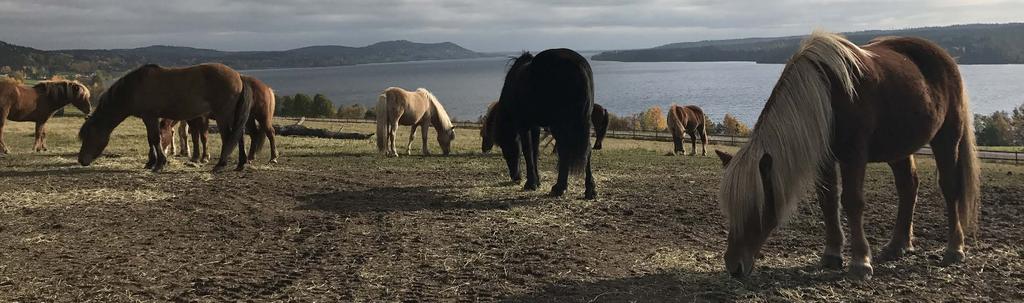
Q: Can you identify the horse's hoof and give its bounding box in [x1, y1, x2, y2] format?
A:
[877, 243, 914, 262]
[848, 263, 873, 280]
[549, 186, 566, 197]
[235, 165, 245, 172]
[212, 165, 226, 173]
[584, 190, 597, 200]
[523, 182, 539, 191]
[144, 163, 154, 169]
[821, 254, 843, 270]
[941, 249, 966, 266]
[151, 166, 164, 173]
[269, 158, 279, 164]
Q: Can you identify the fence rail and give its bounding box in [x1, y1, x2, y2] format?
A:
[278, 116, 1022, 164]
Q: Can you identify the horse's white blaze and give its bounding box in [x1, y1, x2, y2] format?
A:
[719, 31, 872, 234]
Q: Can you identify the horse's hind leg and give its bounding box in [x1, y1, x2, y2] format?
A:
[817, 162, 844, 269]
[931, 139, 967, 265]
[266, 122, 279, 163]
[420, 123, 430, 156]
[212, 117, 234, 171]
[878, 156, 919, 262]
[698, 124, 708, 156]
[583, 151, 596, 200]
[840, 160, 873, 280]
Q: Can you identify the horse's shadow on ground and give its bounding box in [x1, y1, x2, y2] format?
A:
[297, 185, 543, 213]
[503, 265, 845, 302]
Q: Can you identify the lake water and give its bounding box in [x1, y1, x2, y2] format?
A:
[245, 56, 1024, 125]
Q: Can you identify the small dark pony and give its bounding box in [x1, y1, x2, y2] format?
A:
[667, 104, 708, 156]
[490, 49, 596, 199]
[78, 63, 253, 172]
[482, 102, 609, 153]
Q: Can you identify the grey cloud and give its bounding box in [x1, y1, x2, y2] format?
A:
[0, 0, 1019, 52]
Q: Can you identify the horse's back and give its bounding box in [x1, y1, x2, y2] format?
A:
[833, 37, 962, 162]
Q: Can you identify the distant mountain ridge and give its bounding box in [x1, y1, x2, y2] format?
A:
[0, 40, 489, 75]
[593, 23, 1024, 64]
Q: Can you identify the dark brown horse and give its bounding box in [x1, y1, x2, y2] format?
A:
[482, 102, 608, 153]
[0, 80, 91, 154]
[491, 49, 596, 199]
[715, 32, 979, 280]
[667, 104, 707, 156]
[78, 63, 253, 172]
[159, 75, 279, 164]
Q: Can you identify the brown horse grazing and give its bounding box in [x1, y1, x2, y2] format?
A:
[715, 32, 980, 280]
[375, 87, 455, 157]
[482, 102, 609, 153]
[158, 75, 279, 164]
[667, 104, 707, 156]
[78, 63, 254, 172]
[0, 80, 91, 154]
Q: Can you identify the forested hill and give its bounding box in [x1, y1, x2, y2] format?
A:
[593, 23, 1024, 64]
[0, 40, 489, 76]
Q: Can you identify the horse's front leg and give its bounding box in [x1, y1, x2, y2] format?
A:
[878, 156, 919, 262]
[521, 129, 539, 191]
[420, 123, 430, 156]
[33, 122, 47, 152]
[502, 138, 521, 183]
[687, 130, 697, 156]
[142, 117, 167, 171]
[817, 162, 843, 269]
[406, 124, 418, 155]
[840, 160, 872, 279]
[0, 114, 8, 155]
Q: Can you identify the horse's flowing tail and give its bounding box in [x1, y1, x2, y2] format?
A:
[227, 80, 254, 163]
[375, 93, 387, 154]
[958, 88, 981, 236]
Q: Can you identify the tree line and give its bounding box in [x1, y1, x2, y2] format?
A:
[974, 103, 1024, 148]
[275, 93, 376, 120]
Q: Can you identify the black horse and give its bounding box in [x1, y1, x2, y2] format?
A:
[489, 49, 596, 199]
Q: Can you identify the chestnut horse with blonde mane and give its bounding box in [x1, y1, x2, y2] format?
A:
[78, 63, 253, 172]
[159, 75, 279, 164]
[0, 80, 91, 154]
[667, 104, 707, 156]
[715, 32, 980, 280]
[375, 87, 455, 157]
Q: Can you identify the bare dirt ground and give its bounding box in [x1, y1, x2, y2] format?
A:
[0, 117, 1022, 302]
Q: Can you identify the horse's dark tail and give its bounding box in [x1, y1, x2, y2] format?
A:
[228, 80, 254, 167]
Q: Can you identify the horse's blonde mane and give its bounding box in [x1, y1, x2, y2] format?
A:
[419, 88, 453, 130]
[720, 31, 872, 234]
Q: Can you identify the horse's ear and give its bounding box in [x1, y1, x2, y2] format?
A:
[715, 150, 733, 167]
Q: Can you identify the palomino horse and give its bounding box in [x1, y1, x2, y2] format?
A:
[78, 63, 253, 172]
[0, 80, 91, 154]
[375, 87, 456, 157]
[160, 119, 190, 157]
[491, 49, 596, 199]
[482, 102, 609, 153]
[667, 104, 707, 156]
[159, 75, 279, 164]
[715, 32, 980, 280]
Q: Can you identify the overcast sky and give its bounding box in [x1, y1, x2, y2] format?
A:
[0, 0, 1021, 52]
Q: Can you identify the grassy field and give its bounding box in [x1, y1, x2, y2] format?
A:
[0, 117, 1022, 302]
